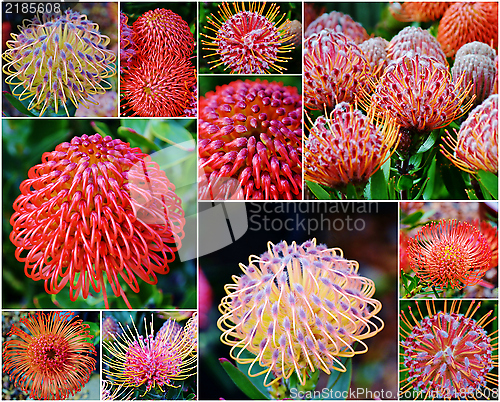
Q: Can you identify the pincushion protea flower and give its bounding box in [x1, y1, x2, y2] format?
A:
[472, 219, 498, 269]
[304, 10, 369, 44]
[2, 311, 96, 400]
[218, 239, 384, 386]
[304, 30, 371, 110]
[407, 219, 492, 289]
[10, 134, 185, 309]
[305, 102, 399, 189]
[359, 37, 389, 78]
[441, 94, 498, 175]
[437, 2, 498, 58]
[2, 9, 116, 116]
[400, 300, 498, 399]
[389, 2, 452, 22]
[103, 314, 197, 395]
[201, 2, 295, 74]
[199, 79, 302, 200]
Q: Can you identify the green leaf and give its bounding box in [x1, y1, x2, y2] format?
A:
[219, 358, 269, 400]
[236, 349, 273, 397]
[408, 153, 423, 172]
[149, 120, 195, 149]
[397, 175, 413, 191]
[401, 211, 423, 225]
[117, 127, 160, 151]
[477, 170, 498, 199]
[307, 181, 332, 200]
[346, 183, 359, 199]
[422, 157, 437, 200]
[368, 167, 388, 199]
[91, 121, 113, 138]
[416, 131, 439, 154]
[5, 92, 36, 116]
[441, 163, 467, 199]
[325, 358, 352, 399]
[466, 189, 479, 200]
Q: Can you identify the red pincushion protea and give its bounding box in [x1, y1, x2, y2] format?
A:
[304, 30, 371, 110]
[3, 311, 96, 400]
[10, 134, 185, 308]
[121, 53, 197, 117]
[132, 8, 194, 58]
[389, 2, 452, 22]
[438, 2, 499, 58]
[305, 10, 369, 43]
[199, 79, 302, 200]
[407, 219, 492, 289]
[472, 219, 498, 269]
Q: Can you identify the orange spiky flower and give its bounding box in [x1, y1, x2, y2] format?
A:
[304, 10, 369, 43]
[2, 311, 96, 400]
[400, 300, 498, 399]
[441, 94, 498, 175]
[218, 239, 384, 386]
[305, 102, 399, 189]
[389, 2, 452, 22]
[407, 219, 492, 289]
[472, 219, 498, 269]
[201, 2, 295, 74]
[437, 2, 499, 58]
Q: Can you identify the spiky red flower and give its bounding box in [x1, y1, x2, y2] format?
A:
[305, 10, 369, 43]
[359, 37, 389, 78]
[407, 219, 492, 289]
[473, 219, 498, 269]
[304, 30, 371, 110]
[132, 8, 194, 58]
[3, 311, 96, 400]
[199, 79, 302, 200]
[389, 2, 452, 22]
[441, 94, 498, 174]
[201, 2, 295, 74]
[10, 134, 185, 308]
[437, 2, 498, 58]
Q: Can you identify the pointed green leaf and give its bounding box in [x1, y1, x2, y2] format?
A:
[5, 92, 36, 116]
[307, 181, 332, 200]
[416, 130, 439, 154]
[117, 127, 160, 151]
[368, 167, 389, 199]
[325, 357, 352, 399]
[91, 121, 113, 138]
[477, 170, 498, 199]
[422, 157, 437, 200]
[219, 358, 269, 400]
[401, 211, 423, 225]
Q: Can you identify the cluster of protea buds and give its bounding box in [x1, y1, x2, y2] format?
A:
[305, 10, 368, 44]
[2, 9, 116, 116]
[201, 2, 295, 74]
[199, 79, 302, 200]
[120, 8, 196, 117]
[218, 239, 384, 386]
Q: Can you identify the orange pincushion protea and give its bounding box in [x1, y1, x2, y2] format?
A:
[437, 2, 499, 58]
[389, 2, 452, 22]
[407, 219, 492, 289]
[305, 10, 369, 44]
[3, 311, 96, 400]
[10, 134, 185, 308]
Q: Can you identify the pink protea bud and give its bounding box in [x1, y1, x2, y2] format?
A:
[441, 94, 498, 174]
[386, 26, 447, 66]
[218, 239, 384, 387]
[199, 79, 302, 200]
[407, 219, 492, 289]
[201, 2, 295, 74]
[304, 10, 369, 43]
[359, 37, 389, 78]
[389, 2, 452, 22]
[305, 102, 399, 189]
[304, 30, 371, 110]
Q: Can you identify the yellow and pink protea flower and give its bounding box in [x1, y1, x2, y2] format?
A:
[304, 10, 368, 43]
[201, 2, 295, 74]
[2, 9, 116, 116]
[2, 311, 96, 400]
[10, 134, 185, 308]
[218, 239, 384, 386]
[442, 94, 498, 175]
[400, 300, 498, 399]
[103, 314, 197, 395]
[407, 219, 492, 289]
[305, 102, 399, 189]
[389, 2, 452, 22]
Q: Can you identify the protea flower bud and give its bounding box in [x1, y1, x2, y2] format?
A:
[389, 2, 452, 22]
[304, 30, 371, 110]
[441, 94, 498, 174]
[218, 239, 384, 386]
[10, 134, 185, 309]
[304, 10, 369, 43]
[201, 2, 295, 74]
[305, 102, 399, 189]
[199, 79, 302, 200]
[359, 37, 389, 78]
[407, 219, 492, 289]
[2, 9, 116, 116]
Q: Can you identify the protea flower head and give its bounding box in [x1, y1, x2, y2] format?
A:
[359, 37, 389, 78]
[218, 239, 384, 386]
[451, 42, 497, 107]
[365, 52, 473, 137]
[304, 30, 371, 110]
[441, 94, 498, 174]
[120, 52, 197, 117]
[2, 311, 96, 400]
[132, 8, 195, 58]
[400, 300, 498, 399]
[437, 2, 499, 58]
[407, 219, 492, 289]
[103, 314, 197, 395]
[304, 10, 369, 44]
[386, 26, 447, 66]
[305, 102, 399, 189]
[10, 134, 185, 309]
[2, 9, 116, 116]
[389, 2, 452, 22]
[201, 2, 295, 74]
[120, 11, 136, 73]
[199, 79, 302, 200]
[473, 219, 498, 269]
